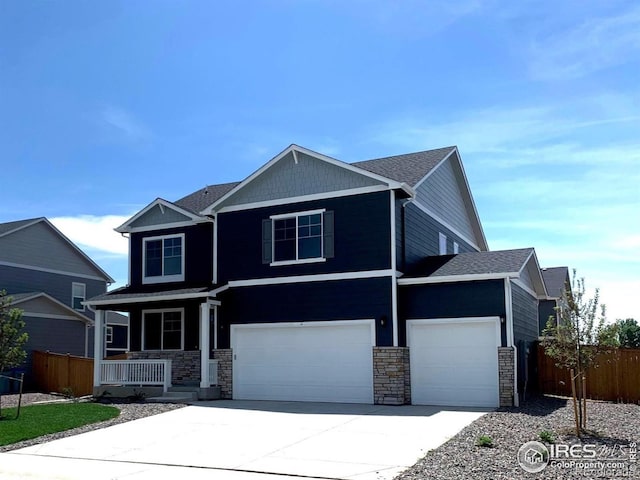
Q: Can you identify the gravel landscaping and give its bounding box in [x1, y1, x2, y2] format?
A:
[0, 392, 184, 453]
[396, 395, 639, 480]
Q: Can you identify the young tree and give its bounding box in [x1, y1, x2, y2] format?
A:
[541, 271, 619, 437]
[0, 290, 28, 417]
[615, 318, 640, 348]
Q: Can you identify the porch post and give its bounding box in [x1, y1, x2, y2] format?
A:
[93, 309, 104, 387]
[200, 302, 211, 388]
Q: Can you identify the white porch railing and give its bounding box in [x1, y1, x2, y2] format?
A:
[208, 359, 219, 386]
[100, 360, 172, 392]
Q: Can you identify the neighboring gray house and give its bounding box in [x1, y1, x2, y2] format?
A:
[538, 266, 570, 335]
[0, 217, 119, 388]
[105, 311, 129, 357]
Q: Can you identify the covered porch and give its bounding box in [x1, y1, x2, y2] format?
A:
[87, 287, 225, 400]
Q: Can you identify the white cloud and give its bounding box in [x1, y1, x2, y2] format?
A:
[528, 5, 640, 80]
[50, 215, 130, 256]
[101, 105, 152, 142]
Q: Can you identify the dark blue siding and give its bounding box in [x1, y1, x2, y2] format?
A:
[107, 324, 128, 353]
[0, 265, 105, 320]
[538, 299, 557, 335]
[511, 282, 539, 395]
[130, 223, 213, 288]
[399, 280, 507, 347]
[217, 191, 391, 283]
[217, 277, 393, 348]
[402, 202, 477, 272]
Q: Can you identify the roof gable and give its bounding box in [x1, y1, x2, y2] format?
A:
[413, 149, 488, 251]
[116, 198, 208, 233]
[0, 218, 114, 282]
[203, 145, 406, 214]
[10, 292, 92, 324]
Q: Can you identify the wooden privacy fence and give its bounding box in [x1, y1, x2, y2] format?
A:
[32, 351, 94, 397]
[537, 344, 640, 403]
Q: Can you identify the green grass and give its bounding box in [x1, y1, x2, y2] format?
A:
[0, 403, 119, 446]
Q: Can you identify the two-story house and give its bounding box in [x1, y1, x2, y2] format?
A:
[87, 145, 550, 408]
[0, 217, 125, 387]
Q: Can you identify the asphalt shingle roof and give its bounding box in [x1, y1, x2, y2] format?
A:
[88, 286, 211, 303]
[172, 146, 456, 213]
[352, 146, 456, 187]
[0, 218, 40, 237]
[405, 248, 534, 278]
[541, 266, 569, 298]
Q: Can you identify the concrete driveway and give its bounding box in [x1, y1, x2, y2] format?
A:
[0, 400, 489, 480]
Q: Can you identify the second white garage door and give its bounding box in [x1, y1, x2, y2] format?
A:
[408, 317, 501, 408]
[231, 320, 375, 403]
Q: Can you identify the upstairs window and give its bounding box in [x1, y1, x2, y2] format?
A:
[263, 209, 334, 266]
[143, 234, 185, 284]
[72, 282, 86, 311]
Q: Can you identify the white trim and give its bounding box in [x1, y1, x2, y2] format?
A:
[0, 218, 43, 239]
[398, 272, 517, 286]
[142, 233, 186, 285]
[202, 144, 404, 215]
[0, 260, 109, 282]
[115, 198, 207, 233]
[231, 319, 376, 347]
[453, 241, 459, 254]
[141, 308, 185, 351]
[127, 235, 132, 285]
[409, 200, 482, 251]
[212, 213, 218, 284]
[407, 316, 502, 349]
[270, 258, 326, 267]
[85, 292, 220, 307]
[93, 310, 104, 386]
[228, 269, 395, 288]
[213, 305, 218, 350]
[518, 250, 548, 297]
[72, 282, 86, 312]
[105, 325, 114, 344]
[390, 190, 398, 347]
[216, 185, 392, 214]
[124, 220, 204, 234]
[512, 278, 540, 299]
[269, 208, 326, 220]
[200, 302, 211, 388]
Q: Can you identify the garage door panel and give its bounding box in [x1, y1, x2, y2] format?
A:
[232, 321, 374, 404]
[408, 318, 500, 408]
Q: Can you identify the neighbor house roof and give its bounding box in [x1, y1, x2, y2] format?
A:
[0, 218, 38, 237]
[541, 266, 570, 299]
[8, 291, 93, 324]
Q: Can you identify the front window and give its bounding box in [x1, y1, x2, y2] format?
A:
[143, 234, 185, 284]
[105, 326, 113, 344]
[72, 282, 86, 311]
[273, 211, 323, 263]
[142, 309, 183, 350]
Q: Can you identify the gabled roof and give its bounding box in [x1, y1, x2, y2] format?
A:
[352, 146, 456, 187]
[115, 198, 209, 233]
[175, 182, 240, 213]
[0, 217, 115, 283]
[541, 266, 570, 299]
[399, 248, 548, 297]
[8, 291, 93, 325]
[200, 144, 413, 215]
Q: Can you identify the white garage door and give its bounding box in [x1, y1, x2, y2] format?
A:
[408, 317, 501, 408]
[231, 320, 374, 403]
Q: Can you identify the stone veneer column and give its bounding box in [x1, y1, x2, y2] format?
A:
[128, 351, 201, 385]
[213, 349, 232, 399]
[498, 347, 515, 407]
[373, 347, 410, 405]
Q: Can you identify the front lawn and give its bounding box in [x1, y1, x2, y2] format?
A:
[0, 403, 119, 446]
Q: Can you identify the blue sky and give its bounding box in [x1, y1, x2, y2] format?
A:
[1, 1, 638, 320]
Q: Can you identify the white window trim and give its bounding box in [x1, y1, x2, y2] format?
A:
[270, 209, 326, 266]
[438, 232, 447, 255]
[453, 241, 459, 254]
[142, 233, 185, 284]
[72, 282, 86, 311]
[105, 326, 113, 344]
[141, 308, 185, 351]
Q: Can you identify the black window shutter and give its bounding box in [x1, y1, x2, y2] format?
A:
[262, 219, 272, 264]
[323, 211, 334, 258]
